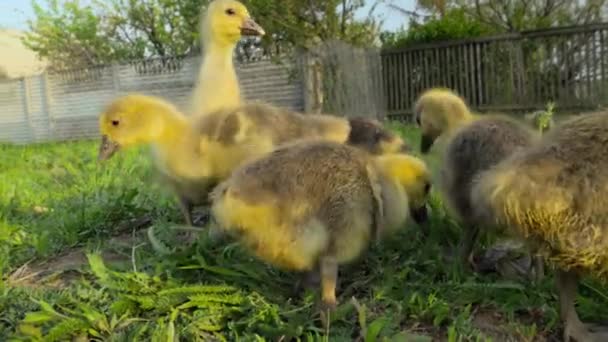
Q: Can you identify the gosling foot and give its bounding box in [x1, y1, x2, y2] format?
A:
[564, 321, 608, 342]
[318, 298, 337, 331]
[192, 209, 212, 226]
[318, 255, 338, 330]
[557, 268, 608, 342]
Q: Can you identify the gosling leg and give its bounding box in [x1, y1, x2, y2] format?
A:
[319, 255, 338, 329]
[194, 206, 212, 226]
[532, 254, 545, 283]
[557, 269, 608, 342]
[177, 196, 200, 245]
[177, 196, 194, 226]
[458, 224, 480, 269]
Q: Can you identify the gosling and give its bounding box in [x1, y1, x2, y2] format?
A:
[209, 140, 431, 313]
[471, 110, 608, 342]
[414, 87, 540, 273]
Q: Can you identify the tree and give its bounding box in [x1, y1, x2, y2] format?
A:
[23, 0, 128, 71]
[381, 0, 607, 49]
[24, 0, 211, 70]
[25, 0, 384, 70]
[105, 0, 209, 58]
[459, 0, 607, 32]
[416, 0, 451, 17]
[244, 0, 384, 54]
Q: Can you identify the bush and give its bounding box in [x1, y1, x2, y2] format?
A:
[382, 9, 494, 49]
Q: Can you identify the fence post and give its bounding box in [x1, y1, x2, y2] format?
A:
[513, 39, 527, 105]
[299, 47, 324, 114]
[373, 48, 388, 121]
[300, 50, 313, 113]
[41, 73, 55, 140]
[20, 77, 34, 142]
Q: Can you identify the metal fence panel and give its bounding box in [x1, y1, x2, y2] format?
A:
[0, 55, 304, 144]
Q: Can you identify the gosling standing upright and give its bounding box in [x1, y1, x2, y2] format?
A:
[190, 0, 264, 117]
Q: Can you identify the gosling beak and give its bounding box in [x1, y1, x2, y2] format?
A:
[420, 135, 434, 154]
[410, 205, 429, 224]
[399, 143, 412, 153]
[98, 135, 120, 161]
[240, 17, 265, 36]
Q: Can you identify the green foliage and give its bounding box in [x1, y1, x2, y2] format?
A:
[23, 0, 128, 70]
[0, 140, 178, 275]
[11, 253, 276, 341]
[105, 0, 209, 58]
[25, 0, 209, 70]
[537, 101, 555, 133]
[25, 0, 383, 70]
[379, 29, 407, 49]
[382, 8, 493, 49]
[245, 0, 382, 52]
[525, 101, 555, 134]
[460, 0, 607, 32]
[383, 0, 606, 49]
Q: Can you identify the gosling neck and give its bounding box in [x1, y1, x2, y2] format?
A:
[202, 35, 237, 64]
[192, 37, 242, 115]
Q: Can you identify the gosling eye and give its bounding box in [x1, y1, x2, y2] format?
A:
[373, 130, 383, 143]
[424, 182, 431, 194]
[111, 120, 120, 127]
[225, 8, 235, 15]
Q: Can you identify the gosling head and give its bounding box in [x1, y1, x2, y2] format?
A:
[98, 94, 174, 161]
[201, 0, 265, 48]
[413, 88, 472, 153]
[375, 154, 432, 225]
[347, 117, 411, 154]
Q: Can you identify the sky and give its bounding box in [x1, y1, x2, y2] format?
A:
[360, 0, 415, 31]
[0, 0, 415, 32]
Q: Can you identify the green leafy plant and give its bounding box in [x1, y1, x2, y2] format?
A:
[525, 101, 555, 134]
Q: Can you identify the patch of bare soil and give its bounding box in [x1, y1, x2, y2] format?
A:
[7, 216, 153, 288]
[470, 307, 559, 342]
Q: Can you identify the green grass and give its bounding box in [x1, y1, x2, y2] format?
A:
[1, 124, 607, 341]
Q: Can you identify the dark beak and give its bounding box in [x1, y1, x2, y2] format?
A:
[399, 143, 412, 153]
[410, 205, 429, 224]
[241, 18, 265, 36]
[420, 135, 434, 154]
[98, 135, 120, 161]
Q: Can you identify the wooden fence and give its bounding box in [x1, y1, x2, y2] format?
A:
[382, 23, 608, 119]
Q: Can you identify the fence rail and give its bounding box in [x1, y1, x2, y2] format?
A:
[382, 22, 608, 118]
